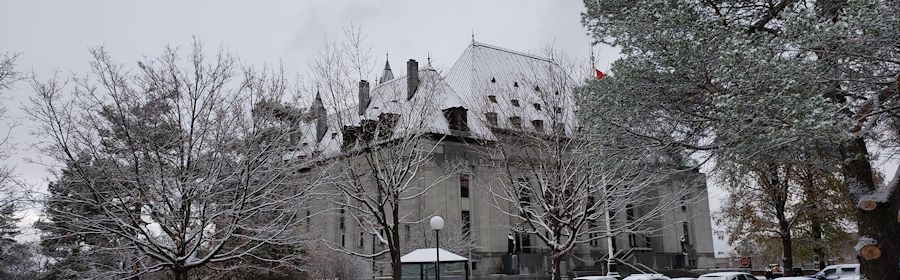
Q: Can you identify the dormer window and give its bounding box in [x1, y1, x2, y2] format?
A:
[533, 103, 541, 111]
[509, 116, 522, 129]
[532, 120, 544, 132]
[378, 113, 400, 138]
[554, 106, 562, 114]
[485, 112, 498, 127]
[491, 77, 496, 83]
[443, 107, 469, 131]
[488, 95, 497, 103]
[511, 100, 520, 107]
[513, 82, 519, 88]
[554, 91, 560, 95]
[534, 85, 541, 92]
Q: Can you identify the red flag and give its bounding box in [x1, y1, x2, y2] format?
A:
[594, 68, 605, 80]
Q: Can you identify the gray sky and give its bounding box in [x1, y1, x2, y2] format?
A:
[0, 0, 733, 254]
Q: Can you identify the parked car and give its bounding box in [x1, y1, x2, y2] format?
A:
[697, 272, 759, 280]
[774, 277, 815, 280]
[574, 276, 620, 280]
[670, 278, 697, 280]
[623, 274, 670, 280]
[812, 264, 859, 280]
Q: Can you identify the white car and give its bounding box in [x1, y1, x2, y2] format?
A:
[623, 274, 670, 280]
[670, 278, 697, 280]
[774, 277, 815, 280]
[574, 276, 620, 280]
[812, 264, 859, 280]
[697, 272, 759, 280]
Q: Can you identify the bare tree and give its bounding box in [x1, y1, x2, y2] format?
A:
[299, 26, 464, 280]
[305, 243, 373, 280]
[404, 220, 477, 256]
[320, 74, 461, 280]
[28, 42, 320, 280]
[467, 47, 703, 280]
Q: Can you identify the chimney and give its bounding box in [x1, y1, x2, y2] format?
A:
[358, 80, 370, 115]
[407, 59, 418, 100]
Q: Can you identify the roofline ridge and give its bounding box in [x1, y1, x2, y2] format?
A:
[471, 41, 553, 63]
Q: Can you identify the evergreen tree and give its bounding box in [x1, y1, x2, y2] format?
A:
[579, 1, 900, 278]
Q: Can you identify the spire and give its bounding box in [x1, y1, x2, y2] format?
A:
[312, 90, 328, 142]
[427, 52, 432, 66]
[379, 52, 394, 84]
[312, 90, 324, 112]
[471, 29, 475, 45]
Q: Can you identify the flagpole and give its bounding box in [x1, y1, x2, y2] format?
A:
[589, 42, 596, 78]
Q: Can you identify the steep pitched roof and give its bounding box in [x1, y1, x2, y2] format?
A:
[445, 41, 577, 134]
[297, 42, 577, 156]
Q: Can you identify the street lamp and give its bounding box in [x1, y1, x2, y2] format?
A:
[430, 216, 445, 280]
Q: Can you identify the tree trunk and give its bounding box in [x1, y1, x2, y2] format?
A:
[812, 218, 825, 270]
[551, 254, 562, 280]
[173, 267, 188, 280]
[780, 231, 793, 276]
[391, 249, 402, 280]
[840, 137, 900, 280]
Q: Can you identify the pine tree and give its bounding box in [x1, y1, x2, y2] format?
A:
[579, 1, 900, 278]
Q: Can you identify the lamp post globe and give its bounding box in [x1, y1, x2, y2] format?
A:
[430, 216, 445, 231]
[430, 215, 444, 280]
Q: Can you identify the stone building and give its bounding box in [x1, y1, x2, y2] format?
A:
[297, 41, 715, 277]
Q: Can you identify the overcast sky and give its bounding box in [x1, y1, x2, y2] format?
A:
[0, 0, 735, 254]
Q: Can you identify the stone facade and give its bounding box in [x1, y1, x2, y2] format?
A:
[298, 42, 716, 277]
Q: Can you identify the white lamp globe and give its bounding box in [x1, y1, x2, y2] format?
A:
[430, 216, 445, 231]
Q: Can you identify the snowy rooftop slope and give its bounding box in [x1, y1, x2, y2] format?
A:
[295, 42, 578, 157]
[401, 248, 468, 263]
[445, 41, 577, 135]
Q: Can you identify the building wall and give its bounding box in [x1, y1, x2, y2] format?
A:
[308, 138, 716, 277]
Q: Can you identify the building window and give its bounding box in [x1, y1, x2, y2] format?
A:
[305, 210, 311, 231]
[491, 77, 496, 83]
[460, 174, 470, 198]
[533, 103, 541, 110]
[517, 177, 531, 205]
[513, 82, 519, 88]
[471, 261, 477, 270]
[485, 112, 498, 126]
[339, 208, 346, 230]
[488, 95, 497, 103]
[626, 204, 635, 222]
[532, 120, 544, 132]
[359, 232, 365, 248]
[511, 99, 520, 107]
[534, 85, 541, 92]
[682, 222, 691, 245]
[341, 233, 346, 247]
[680, 195, 687, 212]
[405, 224, 411, 240]
[462, 211, 471, 236]
[554, 106, 562, 114]
[509, 116, 522, 129]
[520, 232, 532, 253]
[443, 107, 469, 131]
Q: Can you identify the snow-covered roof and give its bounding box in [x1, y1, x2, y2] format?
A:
[445, 41, 577, 135]
[401, 248, 468, 263]
[295, 41, 578, 156]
